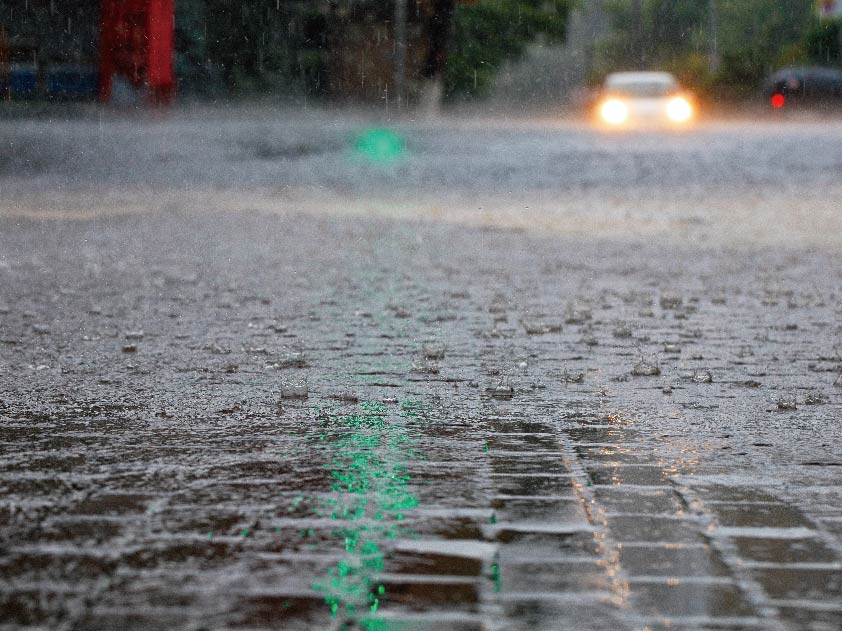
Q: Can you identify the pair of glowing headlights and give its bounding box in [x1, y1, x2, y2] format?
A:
[599, 96, 694, 125]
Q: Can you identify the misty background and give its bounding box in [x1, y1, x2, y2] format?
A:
[2, 0, 842, 110]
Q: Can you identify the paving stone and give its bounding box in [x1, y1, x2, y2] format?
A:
[488, 420, 558, 434]
[491, 497, 587, 523]
[575, 445, 662, 466]
[500, 559, 611, 593]
[753, 568, 842, 601]
[496, 531, 600, 559]
[359, 611, 489, 631]
[639, 615, 769, 631]
[487, 434, 561, 452]
[605, 516, 708, 544]
[37, 516, 129, 543]
[775, 605, 842, 631]
[711, 503, 811, 529]
[76, 608, 196, 631]
[489, 454, 570, 476]
[217, 595, 330, 630]
[589, 466, 674, 487]
[375, 577, 482, 610]
[733, 536, 838, 564]
[72, 493, 155, 516]
[412, 516, 487, 541]
[619, 543, 730, 577]
[816, 519, 842, 547]
[629, 581, 756, 618]
[693, 487, 784, 504]
[501, 596, 632, 630]
[493, 474, 577, 497]
[389, 552, 484, 577]
[594, 488, 685, 515]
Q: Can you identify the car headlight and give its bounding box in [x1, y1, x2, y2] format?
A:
[666, 96, 693, 123]
[600, 98, 628, 125]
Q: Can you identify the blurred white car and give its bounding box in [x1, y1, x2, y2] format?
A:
[596, 71, 695, 128]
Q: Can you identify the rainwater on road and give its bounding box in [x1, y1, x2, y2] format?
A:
[1, 107, 842, 629]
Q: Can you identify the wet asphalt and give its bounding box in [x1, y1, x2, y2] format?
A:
[1, 106, 842, 630]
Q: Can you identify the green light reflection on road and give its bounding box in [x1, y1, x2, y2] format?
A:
[312, 400, 429, 629]
[354, 128, 405, 164]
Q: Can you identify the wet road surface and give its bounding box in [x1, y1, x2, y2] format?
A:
[2, 109, 842, 629]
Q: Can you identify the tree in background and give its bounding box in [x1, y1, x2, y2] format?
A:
[805, 16, 842, 67]
[596, 0, 708, 72]
[174, 0, 215, 95]
[443, 0, 573, 100]
[204, 0, 304, 94]
[714, 0, 813, 96]
[423, 0, 456, 83]
[593, 0, 814, 99]
[172, 0, 573, 102]
[175, 0, 327, 97]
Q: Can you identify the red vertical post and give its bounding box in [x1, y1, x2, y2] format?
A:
[99, 0, 174, 104]
[147, 0, 175, 103]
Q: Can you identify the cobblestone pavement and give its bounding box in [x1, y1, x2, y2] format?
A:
[2, 111, 842, 630]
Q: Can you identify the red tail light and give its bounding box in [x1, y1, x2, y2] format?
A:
[771, 93, 785, 108]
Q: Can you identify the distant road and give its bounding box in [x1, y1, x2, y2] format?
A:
[2, 106, 842, 247]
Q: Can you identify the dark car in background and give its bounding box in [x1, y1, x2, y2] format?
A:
[763, 66, 842, 109]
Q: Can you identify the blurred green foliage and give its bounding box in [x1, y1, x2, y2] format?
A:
[175, 0, 326, 97]
[174, 0, 574, 100]
[715, 0, 813, 96]
[444, 0, 573, 99]
[594, 0, 816, 100]
[805, 17, 842, 67]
